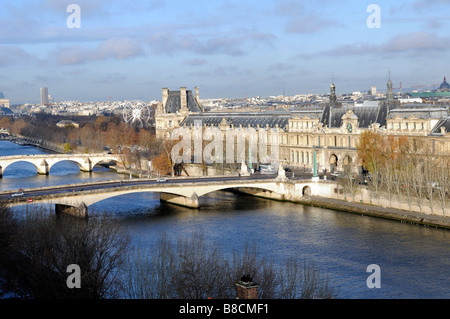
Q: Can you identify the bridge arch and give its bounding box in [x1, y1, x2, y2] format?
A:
[90, 157, 121, 170]
[302, 185, 311, 196]
[193, 184, 279, 198]
[48, 158, 89, 173]
[0, 160, 45, 176]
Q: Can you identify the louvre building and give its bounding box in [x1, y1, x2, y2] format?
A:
[155, 81, 450, 174]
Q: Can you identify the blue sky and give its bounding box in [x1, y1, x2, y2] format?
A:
[1, 0, 450, 104]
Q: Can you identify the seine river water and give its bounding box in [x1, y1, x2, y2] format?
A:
[1, 140, 449, 299]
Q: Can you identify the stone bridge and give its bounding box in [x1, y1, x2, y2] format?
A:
[0, 153, 122, 177]
[3, 175, 334, 218]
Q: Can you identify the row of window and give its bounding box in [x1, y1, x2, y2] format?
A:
[289, 135, 356, 148]
[388, 121, 426, 130]
[289, 120, 319, 130]
[291, 150, 313, 165]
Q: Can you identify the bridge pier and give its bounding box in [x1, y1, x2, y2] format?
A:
[37, 160, 49, 175]
[79, 158, 93, 172]
[55, 203, 88, 219]
[160, 192, 200, 209]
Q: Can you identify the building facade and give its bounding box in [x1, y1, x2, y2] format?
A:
[155, 82, 450, 174]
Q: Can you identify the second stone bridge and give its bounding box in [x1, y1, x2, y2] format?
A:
[0, 153, 122, 177]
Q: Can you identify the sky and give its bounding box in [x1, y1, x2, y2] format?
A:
[1, 0, 450, 104]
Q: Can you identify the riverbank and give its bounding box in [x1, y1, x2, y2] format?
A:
[1, 135, 62, 154]
[297, 195, 450, 230]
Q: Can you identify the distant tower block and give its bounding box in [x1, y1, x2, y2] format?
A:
[40, 87, 49, 106]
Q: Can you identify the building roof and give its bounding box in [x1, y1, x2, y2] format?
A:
[0, 107, 13, 115]
[165, 90, 202, 113]
[431, 117, 450, 135]
[388, 105, 448, 119]
[291, 109, 323, 119]
[405, 91, 450, 98]
[439, 77, 450, 91]
[180, 111, 290, 129]
[329, 106, 385, 128]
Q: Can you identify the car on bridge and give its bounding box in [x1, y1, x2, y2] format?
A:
[11, 191, 24, 197]
[157, 178, 168, 183]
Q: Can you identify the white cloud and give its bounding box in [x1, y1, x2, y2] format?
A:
[52, 37, 145, 65]
[0, 46, 40, 67]
[296, 32, 450, 59]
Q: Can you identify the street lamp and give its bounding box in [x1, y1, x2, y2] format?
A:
[312, 145, 320, 181]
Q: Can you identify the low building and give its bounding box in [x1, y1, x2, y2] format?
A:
[56, 120, 79, 128]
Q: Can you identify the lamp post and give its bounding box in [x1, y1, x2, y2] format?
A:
[312, 145, 320, 181]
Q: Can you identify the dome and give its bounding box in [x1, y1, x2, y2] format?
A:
[439, 77, 450, 91]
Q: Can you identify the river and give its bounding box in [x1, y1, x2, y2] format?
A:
[1, 140, 449, 299]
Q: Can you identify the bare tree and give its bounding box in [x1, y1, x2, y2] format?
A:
[0, 206, 129, 299]
[436, 155, 450, 216]
[339, 168, 359, 202]
[278, 258, 336, 299]
[122, 233, 176, 299]
[122, 231, 337, 299]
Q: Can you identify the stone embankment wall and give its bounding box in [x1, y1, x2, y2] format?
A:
[238, 180, 450, 229]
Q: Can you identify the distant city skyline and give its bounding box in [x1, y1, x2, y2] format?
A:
[1, 0, 450, 104]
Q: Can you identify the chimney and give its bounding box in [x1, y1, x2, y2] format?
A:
[235, 275, 258, 299]
[162, 88, 169, 107]
[180, 87, 187, 111]
[195, 86, 203, 112]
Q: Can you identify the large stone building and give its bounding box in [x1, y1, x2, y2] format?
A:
[155, 81, 450, 174]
